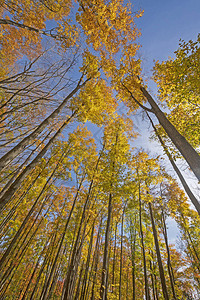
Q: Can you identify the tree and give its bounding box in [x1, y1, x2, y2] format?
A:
[153, 35, 200, 149]
[0, 1, 200, 299]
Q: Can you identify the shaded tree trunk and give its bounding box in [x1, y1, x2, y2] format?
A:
[100, 193, 112, 300]
[111, 221, 117, 293]
[138, 183, 150, 300]
[149, 202, 169, 300]
[80, 222, 95, 300]
[129, 218, 136, 300]
[119, 207, 125, 300]
[149, 259, 156, 300]
[161, 210, 177, 299]
[90, 220, 102, 300]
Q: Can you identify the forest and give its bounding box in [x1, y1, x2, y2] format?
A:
[0, 0, 200, 299]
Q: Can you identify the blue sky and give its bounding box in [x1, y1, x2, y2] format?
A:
[128, 0, 200, 157]
[133, 0, 200, 79]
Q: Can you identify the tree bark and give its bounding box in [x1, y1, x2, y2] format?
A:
[100, 193, 112, 300]
[138, 183, 150, 300]
[149, 202, 169, 300]
[119, 207, 125, 300]
[74, 262, 84, 300]
[147, 112, 200, 215]
[90, 221, 102, 300]
[141, 86, 200, 182]
[80, 222, 95, 300]
[129, 219, 136, 300]
[161, 210, 177, 299]
[111, 222, 117, 293]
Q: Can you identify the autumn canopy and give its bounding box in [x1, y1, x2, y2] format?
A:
[0, 0, 199, 299]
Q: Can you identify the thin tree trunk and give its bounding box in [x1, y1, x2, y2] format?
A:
[100, 193, 112, 300]
[126, 268, 129, 300]
[63, 217, 88, 300]
[90, 221, 102, 300]
[39, 215, 65, 300]
[63, 150, 103, 300]
[74, 262, 84, 300]
[180, 213, 200, 272]
[153, 266, 159, 300]
[0, 197, 52, 287]
[112, 222, 117, 293]
[149, 259, 156, 300]
[47, 242, 69, 299]
[0, 211, 48, 295]
[0, 153, 52, 217]
[80, 222, 95, 300]
[138, 183, 150, 300]
[0, 191, 52, 274]
[130, 219, 136, 300]
[119, 207, 125, 300]
[105, 240, 111, 300]
[149, 202, 169, 300]
[161, 209, 177, 299]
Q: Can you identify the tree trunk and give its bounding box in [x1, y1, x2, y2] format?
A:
[63, 149, 102, 300]
[129, 219, 136, 300]
[100, 193, 112, 300]
[149, 258, 156, 300]
[90, 221, 102, 300]
[74, 262, 84, 300]
[161, 210, 177, 299]
[0, 192, 52, 273]
[111, 221, 117, 293]
[80, 222, 95, 300]
[138, 183, 150, 300]
[141, 86, 200, 182]
[149, 202, 169, 300]
[147, 112, 200, 215]
[119, 207, 125, 300]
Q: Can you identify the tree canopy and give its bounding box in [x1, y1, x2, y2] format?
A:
[0, 1, 199, 299]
